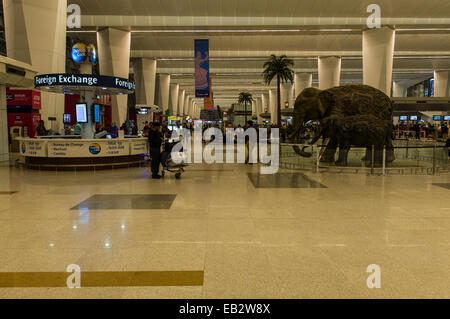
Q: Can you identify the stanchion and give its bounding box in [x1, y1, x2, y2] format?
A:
[432, 143, 437, 175]
[382, 145, 386, 176]
[371, 145, 375, 175]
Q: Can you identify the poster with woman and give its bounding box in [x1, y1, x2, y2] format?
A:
[194, 39, 210, 98]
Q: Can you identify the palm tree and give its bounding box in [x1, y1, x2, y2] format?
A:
[262, 55, 294, 126]
[238, 92, 254, 126]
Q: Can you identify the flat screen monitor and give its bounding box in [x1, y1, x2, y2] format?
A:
[76, 103, 88, 123]
[93, 104, 100, 123]
[433, 115, 442, 121]
[444, 116, 450, 121]
[399, 116, 408, 121]
[106, 134, 112, 139]
[63, 114, 71, 124]
[137, 108, 148, 115]
[409, 116, 418, 121]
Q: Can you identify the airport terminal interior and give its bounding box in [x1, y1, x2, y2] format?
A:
[0, 0, 450, 299]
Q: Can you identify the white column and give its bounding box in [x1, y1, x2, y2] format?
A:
[157, 74, 170, 112]
[0, 86, 8, 162]
[184, 94, 190, 116]
[295, 73, 313, 97]
[434, 71, 450, 97]
[269, 89, 277, 124]
[363, 27, 395, 96]
[133, 58, 157, 107]
[178, 89, 185, 116]
[169, 83, 179, 116]
[97, 27, 131, 126]
[4, 0, 66, 130]
[319, 57, 341, 90]
[280, 83, 293, 108]
[392, 81, 409, 97]
[262, 94, 269, 113]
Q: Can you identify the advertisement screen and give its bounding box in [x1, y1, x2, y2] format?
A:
[93, 104, 100, 123]
[433, 115, 442, 121]
[63, 114, 71, 123]
[76, 103, 88, 123]
[399, 116, 408, 121]
[409, 116, 418, 121]
[444, 116, 450, 121]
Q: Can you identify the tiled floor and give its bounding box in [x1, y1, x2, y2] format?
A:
[0, 162, 449, 298]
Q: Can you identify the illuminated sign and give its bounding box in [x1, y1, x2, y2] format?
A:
[35, 74, 135, 92]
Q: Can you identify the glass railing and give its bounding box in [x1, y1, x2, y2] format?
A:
[281, 140, 450, 175]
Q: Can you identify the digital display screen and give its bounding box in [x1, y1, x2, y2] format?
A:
[63, 114, 71, 123]
[93, 104, 100, 123]
[444, 116, 450, 121]
[433, 116, 442, 121]
[399, 116, 408, 121]
[76, 103, 88, 123]
[137, 108, 148, 115]
[409, 116, 418, 121]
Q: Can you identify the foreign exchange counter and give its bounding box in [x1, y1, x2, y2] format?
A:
[18, 137, 148, 171]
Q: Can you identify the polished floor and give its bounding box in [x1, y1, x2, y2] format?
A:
[0, 161, 450, 298]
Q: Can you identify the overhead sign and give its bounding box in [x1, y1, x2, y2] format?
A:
[6, 90, 41, 110]
[71, 42, 97, 64]
[34, 74, 135, 94]
[194, 39, 210, 98]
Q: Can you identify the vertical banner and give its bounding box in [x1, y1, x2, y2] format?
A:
[194, 39, 210, 98]
[204, 78, 214, 110]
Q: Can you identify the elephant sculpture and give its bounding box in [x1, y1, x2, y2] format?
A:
[290, 85, 395, 167]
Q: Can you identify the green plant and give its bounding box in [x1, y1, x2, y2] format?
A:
[262, 55, 294, 126]
[238, 91, 254, 126]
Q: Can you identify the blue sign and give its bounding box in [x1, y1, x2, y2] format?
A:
[94, 104, 101, 123]
[194, 39, 210, 98]
[34, 74, 135, 93]
[89, 143, 102, 155]
[71, 43, 88, 63]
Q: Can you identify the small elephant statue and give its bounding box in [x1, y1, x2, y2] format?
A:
[290, 85, 395, 167]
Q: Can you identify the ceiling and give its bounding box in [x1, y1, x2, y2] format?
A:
[67, 0, 450, 108]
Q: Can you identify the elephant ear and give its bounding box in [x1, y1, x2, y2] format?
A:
[318, 90, 334, 117]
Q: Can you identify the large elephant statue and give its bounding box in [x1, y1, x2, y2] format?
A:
[290, 85, 395, 167]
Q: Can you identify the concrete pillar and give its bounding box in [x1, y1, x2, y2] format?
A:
[178, 89, 185, 116]
[4, 0, 66, 131]
[392, 82, 409, 98]
[269, 89, 277, 124]
[434, 71, 450, 97]
[0, 86, 7, 162]
[262, 94, 269, 113]
[183, 94, 190, 116]
[363, 26, 395, 96]
[295, 73, 313, 97]
[133, 58, 157, 107]
[280, 83, 293, 108]
[97, 27, 131, 126]
[169, 83, 179, 116]
[318, 57, 341, 90]
[157, 74, 170, 112]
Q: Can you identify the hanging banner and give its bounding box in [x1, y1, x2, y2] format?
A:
[194, 39, 210, 98]
[204, 78, 214, 110]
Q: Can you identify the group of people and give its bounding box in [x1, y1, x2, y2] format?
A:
[395, 122, 449, 140]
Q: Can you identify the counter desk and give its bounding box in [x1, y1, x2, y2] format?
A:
[18, 137, 148, 171]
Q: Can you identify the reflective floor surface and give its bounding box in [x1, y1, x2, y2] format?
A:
[0, 162, 450, 298]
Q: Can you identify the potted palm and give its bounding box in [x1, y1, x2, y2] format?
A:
[262, 55, 294, 126]
[238, 92, 254, 126]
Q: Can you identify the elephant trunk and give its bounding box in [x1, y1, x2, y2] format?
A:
[293, 145, 313, 158]
[289, 112, 313, 158]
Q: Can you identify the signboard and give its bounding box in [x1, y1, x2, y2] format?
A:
[130, 140, 148, 155]
[194, 39, 210, 98]
[6, 90, 41, 110]
[204, 79, 214, 110]
[35, 74, 135, 92]
[20, 140, 47, 157]
[71, 43, 97, 64]
[47, 140, 128, 158]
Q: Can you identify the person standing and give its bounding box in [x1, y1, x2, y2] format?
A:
[148, 122, 164, 179]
